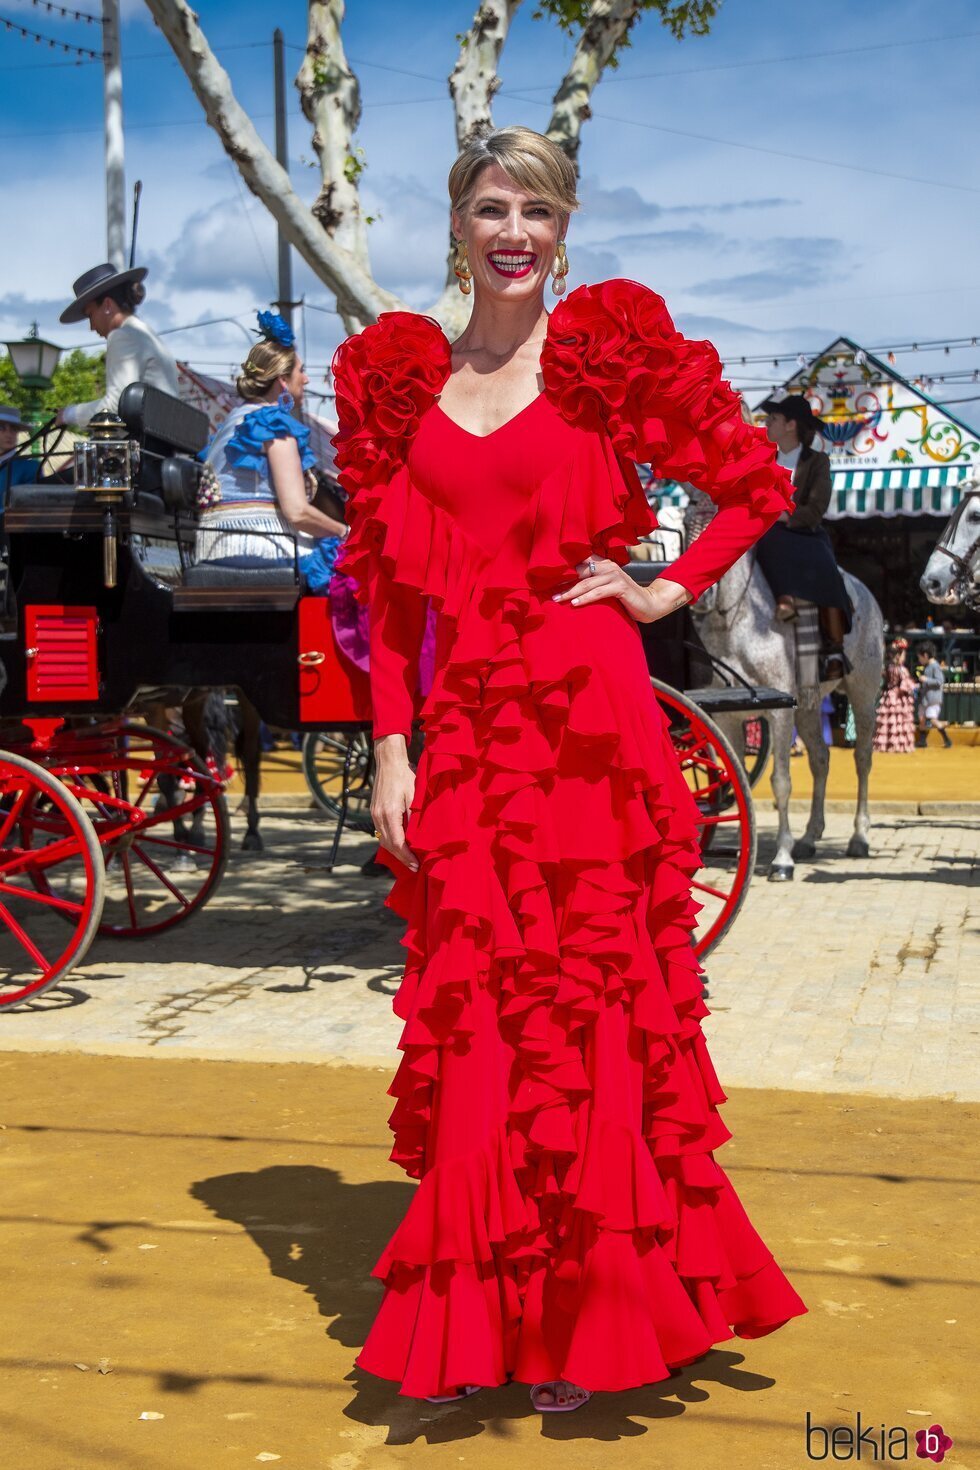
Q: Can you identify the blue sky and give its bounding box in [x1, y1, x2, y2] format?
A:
[2, 0, 979, 426]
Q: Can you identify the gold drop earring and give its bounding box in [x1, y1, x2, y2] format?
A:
[453, 239, 472, 295]
[552, 239, 569, 296]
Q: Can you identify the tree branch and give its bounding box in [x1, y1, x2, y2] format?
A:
[431, 1, 525, 332]
[449, 0, 525, 149]
[546, 0, 643, 168]
[142, 0, 402, 331]
[296, 0, 369, 266]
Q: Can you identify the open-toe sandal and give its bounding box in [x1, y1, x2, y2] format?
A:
[530, 1380, 592, 1413]
[425, 1385, 481, 1404]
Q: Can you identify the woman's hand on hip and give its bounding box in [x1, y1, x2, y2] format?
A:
[552, 558, 692, 625]
[371, 736, 419, 873]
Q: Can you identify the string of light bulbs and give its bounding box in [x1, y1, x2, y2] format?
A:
[0, 12, 104, 60]
[722, 336, 980, 370]
[29, 0, 99, 22]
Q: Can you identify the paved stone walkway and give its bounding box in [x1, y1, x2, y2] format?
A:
[1, 806, 976, 1100]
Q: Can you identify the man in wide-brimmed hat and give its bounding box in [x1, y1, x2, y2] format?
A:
[755, 392, 852, 679]
[56, 262, 178, 428]
[0, 403, 40, 508]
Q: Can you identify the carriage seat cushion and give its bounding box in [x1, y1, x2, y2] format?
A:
[182, 561, 302, 590]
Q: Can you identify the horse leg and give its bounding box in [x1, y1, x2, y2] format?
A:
[237, 693, 264, 852]
[181, 689, 223, 848]
[768, 708, 797, 881]
[846, 684, 875, 858]
[792, 703, 829, 860]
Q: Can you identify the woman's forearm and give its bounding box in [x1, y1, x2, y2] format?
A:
[289, 505, 347, 538]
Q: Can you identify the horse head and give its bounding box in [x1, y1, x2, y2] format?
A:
[920, 471, 980, 606]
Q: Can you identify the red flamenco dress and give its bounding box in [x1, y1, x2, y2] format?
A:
[331, 278, 808, 1398]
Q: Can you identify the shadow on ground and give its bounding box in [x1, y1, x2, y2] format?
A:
[191, 1160, 780, 1447]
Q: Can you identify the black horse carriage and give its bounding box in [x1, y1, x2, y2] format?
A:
[0, 385, 791, 1007]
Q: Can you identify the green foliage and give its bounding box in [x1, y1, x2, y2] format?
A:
[312, 57, 335, 90]
[532, 0, 720, 48]
[0, 354, 28, 413]
[42, 350, 105, 414]
[344, 146, 367, 186]
[0, 348, 104, 415]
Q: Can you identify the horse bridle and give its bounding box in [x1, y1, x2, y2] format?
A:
[931, 484, 980, 582]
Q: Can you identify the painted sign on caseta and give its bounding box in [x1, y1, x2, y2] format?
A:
[758, 338, 979, 519]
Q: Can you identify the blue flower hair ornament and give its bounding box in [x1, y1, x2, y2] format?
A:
[256, 310, 295, 349]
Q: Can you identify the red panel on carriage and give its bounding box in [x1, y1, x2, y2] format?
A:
[297, 596, 372, 726]
[24, 605, 99, 703]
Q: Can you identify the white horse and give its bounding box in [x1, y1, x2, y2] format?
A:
[920, 472, 980, 610]
[684, 490, 885, 880]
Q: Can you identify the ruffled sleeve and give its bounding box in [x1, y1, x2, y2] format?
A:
[226, 403, 316, 473]
[330, 312, 451, 739]
[541, 279, 795, 600]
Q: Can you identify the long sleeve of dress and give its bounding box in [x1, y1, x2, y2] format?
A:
[369, 571, 428, 740]
[329, 311, 450, 742]
[542, 280, 796, 604]
[667, 500, 775, 602]
[619, 298, 794, 603]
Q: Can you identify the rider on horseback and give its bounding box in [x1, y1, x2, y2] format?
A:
[756, 393, 852, 680]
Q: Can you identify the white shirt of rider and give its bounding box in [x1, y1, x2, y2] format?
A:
[777, 444, 802, 474]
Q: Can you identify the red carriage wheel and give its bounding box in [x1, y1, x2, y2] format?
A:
[22, 722, 229, 939]
[0, 750, 105, 1007]
[651, 679, 758, 959]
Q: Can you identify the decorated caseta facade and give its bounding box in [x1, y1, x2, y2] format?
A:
[759, 336, 978, 519]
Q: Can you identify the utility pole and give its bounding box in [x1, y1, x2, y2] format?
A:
[103, 0, 126, 269]
[273, 28, 295, 331]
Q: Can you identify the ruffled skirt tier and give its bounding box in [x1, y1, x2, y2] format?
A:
[357, 587, 807, 1397]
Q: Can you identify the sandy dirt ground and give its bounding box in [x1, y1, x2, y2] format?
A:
[1, 1052, 976, 1470]
[235, 730, 979, 808]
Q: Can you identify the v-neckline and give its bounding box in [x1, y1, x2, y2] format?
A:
[430, 317, 552, 441]
[432, 391, 546, 441]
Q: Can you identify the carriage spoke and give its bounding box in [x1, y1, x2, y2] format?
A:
[0, 787, 31, 847]
[3, 833, 87, 879]
[133, 770, 157, 810]
[131, 843, 192, 909]
[696, 812, 741, 827]
[120, 852, 138, 930]
[130, 788, 212, 833]
[0, 899, 50, 971]
[0, 879, 83, 916]
[138, 833, 214, 856]
[691, 878, 731, 901]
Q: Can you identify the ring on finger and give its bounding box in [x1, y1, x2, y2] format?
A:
[587, 557, 597, 575]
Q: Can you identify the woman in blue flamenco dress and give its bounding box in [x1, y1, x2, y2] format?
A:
[331, 127, 808, 1414]
[196, 311, 348, 574]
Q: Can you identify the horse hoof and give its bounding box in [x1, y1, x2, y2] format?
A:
[241, 831, 264, 853]
[768, 864, 794, 883]
[846, 837, 870, 859]
[791, 839, 817, 860]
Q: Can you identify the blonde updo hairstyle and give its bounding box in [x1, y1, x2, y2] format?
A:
[448, 125, 580, 225]
[236, 339, 297, 403]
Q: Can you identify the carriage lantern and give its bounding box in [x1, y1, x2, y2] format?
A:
[3, 322, 63, 438]
[73, 410, 140, 589]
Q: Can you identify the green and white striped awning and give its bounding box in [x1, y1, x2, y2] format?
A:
[829, 464, 971, 518]
[650, 481, 690, 507]
[643, 465, 974, 519]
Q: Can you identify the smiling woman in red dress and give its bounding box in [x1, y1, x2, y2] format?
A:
[331, 125, 807, 1413]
